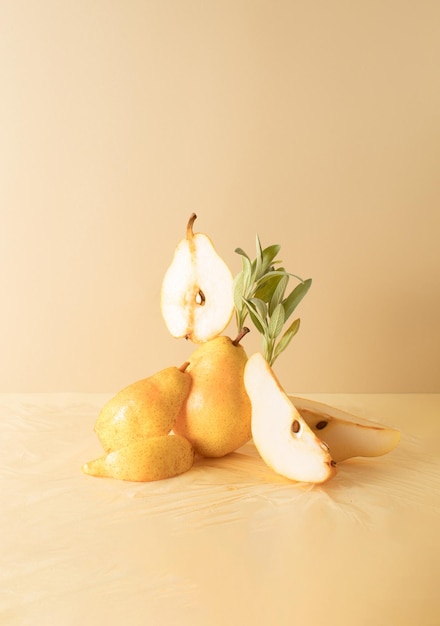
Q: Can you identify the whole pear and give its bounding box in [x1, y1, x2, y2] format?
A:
[173, 329, 252, 457]
[94, 364, 191, 453]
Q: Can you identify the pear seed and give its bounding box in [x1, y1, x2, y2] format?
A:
[195, 289, 206, 306]
[291, 420, 301, 434]
[316, 420, 328, 430]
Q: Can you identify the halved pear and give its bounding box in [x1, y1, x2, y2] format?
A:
[244, 353, 336, 484]
[288, 396, 401, 462]
[160, 213, 234, 343]
[82, 434, 195, 482]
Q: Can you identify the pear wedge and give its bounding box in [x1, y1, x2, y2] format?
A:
[82, 435, 195, 482]
[288, 396, 401, 462]
[160, 213, 234, 343]
[244, 353, 336, 484]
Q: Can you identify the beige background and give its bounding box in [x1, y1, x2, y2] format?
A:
[1, 0, 439, 393]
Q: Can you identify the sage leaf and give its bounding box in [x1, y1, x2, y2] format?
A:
[249, 297, 268, 321]
[268, 302, 285, 338]
[261, 244, 281, 274]
[243, 299, 266, 334]
[269, 273, 289, 316]
[272, 318, 301, 363]
[283, 278, 312, 320]
[254, 272, 284, 302]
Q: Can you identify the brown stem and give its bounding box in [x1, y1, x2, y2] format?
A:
[179, 361, 191, 373]
[186, 213, 197, 240]
[232, 327, 250, 346]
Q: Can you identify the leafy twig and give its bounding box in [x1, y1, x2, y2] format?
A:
[233, 235, 312, 366]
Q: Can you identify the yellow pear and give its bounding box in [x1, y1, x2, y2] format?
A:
[173, 329, 252, 457]
[82, 434, 195, 482]
[94, 364, 191, 453]
[244, 353, 336, 484]
[160, 213, 234, 343]
[288, 395, 401, 462]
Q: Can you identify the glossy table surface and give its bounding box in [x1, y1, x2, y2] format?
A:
[2, 393, 440, 626]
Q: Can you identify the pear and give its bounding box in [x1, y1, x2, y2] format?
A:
[173, 329, 252, 457]
[82, 434, 195, 482]
[288, 395, 401, 462]
[94, 364, 191, 453]
[244, 353, 336, 484]
[160, 213, 234, 343]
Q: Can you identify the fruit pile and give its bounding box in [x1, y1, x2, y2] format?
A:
[82, 215, 400, 484]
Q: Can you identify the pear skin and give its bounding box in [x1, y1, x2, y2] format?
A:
[94, 365, 191, 453]
[82, 435, 195, 482]
[173, 332, 252, 457]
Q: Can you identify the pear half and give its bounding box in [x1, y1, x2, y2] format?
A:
[244, 353, 336, 484]
[160, 213, 234, 343]
[288, 396, 401, 462]
[82, 434, 194, 482]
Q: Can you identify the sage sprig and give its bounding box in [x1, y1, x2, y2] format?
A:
[233, 235, 312, 366]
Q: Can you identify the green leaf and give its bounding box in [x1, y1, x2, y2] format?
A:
[249, 297, 268, 321]
[272, 318, 301, 363]
[233, 272, 245, 312]
[254, 269, 287, 289]
[269, 273, 289, 316]
[243, 299, 266, 335]
[240, 254, 253, 294]
[254, 272, 284, 302]
[268, 302, 285, 338]
[283, 278, 312, 320]
[234, 247, 250, 260]
[262, 334, 273, 364]
[253, 234, 264, 280]
[261, 244, 281, 274]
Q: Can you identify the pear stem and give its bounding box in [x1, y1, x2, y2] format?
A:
[232, 327, 250, 347]
[179, 361, 190, 373]
[186, 213, 197, 240]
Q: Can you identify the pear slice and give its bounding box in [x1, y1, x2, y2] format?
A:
[82, 434, 195, 482]
[94, 364, 191, 453]
[244, 353, 336, 484]
[160, 213, 234, 343]
[288, 396, 401, 462]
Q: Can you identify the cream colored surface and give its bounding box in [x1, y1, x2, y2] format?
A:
[1, 393, 439, 625]
[0, 1, 439, 393]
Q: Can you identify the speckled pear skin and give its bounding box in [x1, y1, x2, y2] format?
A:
[82, 434, 195, 482]
[94, 366, 191, 453]
[173, 336, 252, 458]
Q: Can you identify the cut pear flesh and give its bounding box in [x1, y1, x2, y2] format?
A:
[244, 353, 336, 484]
[288, 396, 401, 462]
[161, 213, 234, 343]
